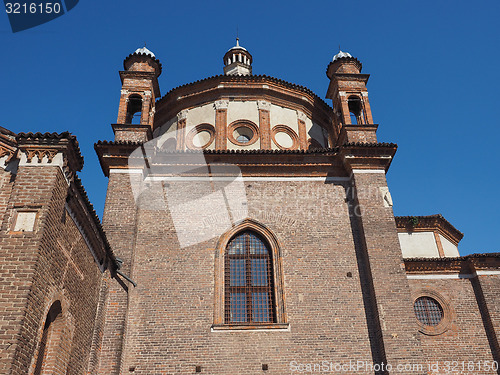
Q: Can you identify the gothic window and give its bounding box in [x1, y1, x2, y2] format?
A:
[224, 231, 276, 323]
[125, 94, 143, 124]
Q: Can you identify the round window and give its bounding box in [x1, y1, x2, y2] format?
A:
[233, 127, 254, 144]
[185, 124, 215, 150]
[192, 130, 212, 148]
[274, 132, 294, 149]
[414, 297, 443, 326]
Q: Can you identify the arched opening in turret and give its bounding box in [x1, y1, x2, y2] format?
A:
[125, 94, 143, 124]
[348, 96, 363, 125]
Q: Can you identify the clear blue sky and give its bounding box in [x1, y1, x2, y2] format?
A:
[1, 1, 499, 255]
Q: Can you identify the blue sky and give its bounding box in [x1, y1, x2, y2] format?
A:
[1, 0, 499, 255]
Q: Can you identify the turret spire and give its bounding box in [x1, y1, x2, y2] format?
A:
[223, 38, 253, 76]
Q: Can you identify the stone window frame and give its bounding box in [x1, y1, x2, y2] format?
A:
[224, 231, 275, 323]
[227, 120, 260, 146]
[212, 219, 288, 331]
[412, 289, 453, 336]
[271, 125, 299, 150]
[10, 207, 40, 235]
[185, 123, 216, 150]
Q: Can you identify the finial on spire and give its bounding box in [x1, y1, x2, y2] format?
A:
[144, 42, 147, 47]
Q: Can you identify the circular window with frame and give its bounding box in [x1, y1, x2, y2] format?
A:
[227, 120, 259, 146]
[185, 124, 216, 150]
[413, 290, 452, 336]
[271, 125, 299, 150]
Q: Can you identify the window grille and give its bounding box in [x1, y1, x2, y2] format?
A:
[224, 231, 276, 323]
[414, 296, 443, 326]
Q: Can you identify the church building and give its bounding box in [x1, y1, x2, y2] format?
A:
[0, 40, 499, 374]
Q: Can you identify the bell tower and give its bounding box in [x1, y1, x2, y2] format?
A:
[114, 47, 162, 142]
[326, 51, 377, 145]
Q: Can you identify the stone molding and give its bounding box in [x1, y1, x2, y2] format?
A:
[214, 100, 229, 110]
[257, 100, 271, 111]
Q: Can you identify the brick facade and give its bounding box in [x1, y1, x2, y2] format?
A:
[0, 130, 116, 375]
[1, 43, 499, 374]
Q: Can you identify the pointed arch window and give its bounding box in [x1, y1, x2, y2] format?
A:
[225, 231, 275, 323]
[213, 220, 288, 330]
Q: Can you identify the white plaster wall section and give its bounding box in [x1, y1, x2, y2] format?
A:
[270, 104, 299, 150]
[0, 155, 11, 171]
[203, 135, 216, 150]
[155, 116, 177, 148]
[274, 132, 294, 149]
[398, 232, 440, 258]
[439, 234, 460, 257]
[307, 120, 327, 147]
[183, 103, 216, 150]
[227, 101, 259, 125]
[186, 103, 216, 131]
[269, 104, 299, 133]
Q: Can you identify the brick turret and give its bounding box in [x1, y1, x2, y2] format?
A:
[326, 51, 377, 145]
[114, 47, 162, 142]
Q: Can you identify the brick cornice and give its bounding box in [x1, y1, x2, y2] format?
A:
[16, 132, 84, 173]
[119, 70, 160, 98]
[0, 128, 18, 163]
[404, 253, 500, 274]
[340, 142, 397, 172]
[396, 214, 464, 246]
[94, 141, 348, 177]
[123, 52, 162, 76]
[95, 141, 399, 177]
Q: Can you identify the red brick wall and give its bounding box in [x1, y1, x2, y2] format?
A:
[102, 178, 387, 374]
[96, 172, 141, 375]
[408, 277, 498, 373]
[0, 165, 104, 375]
[350, 171, 426, 369]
